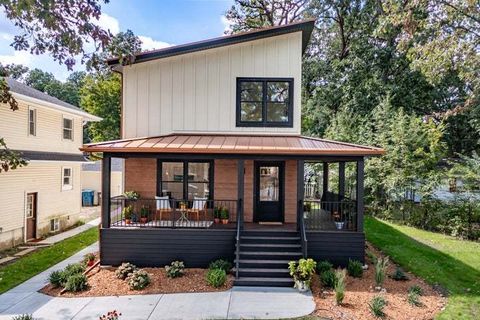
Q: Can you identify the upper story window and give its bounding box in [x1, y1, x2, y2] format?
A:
[62, 167, 73, 190]
[28, 107, 36, 136]
[236, 78, 293, 127]
[63, 117, 73, 140]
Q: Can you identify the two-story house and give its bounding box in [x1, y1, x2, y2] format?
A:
[0, 78, 100, 249]
[82, 20, 384, 287]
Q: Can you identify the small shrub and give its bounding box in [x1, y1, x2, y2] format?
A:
[12, 315, 35, 320]
[316, 260, 333, 274]
[99, 310, 122, 320]
[64, 263, 85, 277]
[64, 274, 88, 292]
[366, 250, 378, 264]
[320, 269, 336, 288]
[209, 259, 232, 273]
[48, 270, 64, 288]
[391, 267, 409, 281]
[206, 268, 227, 288]
[408, 291, 422, 307]
[334, 269, 346, 305]
[115, 262, 137, 280]
[369, 295, 387, 318]
[408, 285, 423, 296]
[165, 261, 185, 278]
[347, 259, 363, 278]
[126, 269, 151, 290]
[375, 257, 389, 287]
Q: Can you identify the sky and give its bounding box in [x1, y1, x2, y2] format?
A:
[0, 0, 234, 80]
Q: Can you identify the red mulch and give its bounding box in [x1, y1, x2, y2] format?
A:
[311, 243, 447, 320]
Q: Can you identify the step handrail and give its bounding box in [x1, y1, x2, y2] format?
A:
[298, 200, 308, 258]
[235, 199, 243, 279]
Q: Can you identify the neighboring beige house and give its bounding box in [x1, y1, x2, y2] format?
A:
[81, 158, 124, 200]
[0, 78, 100, 249]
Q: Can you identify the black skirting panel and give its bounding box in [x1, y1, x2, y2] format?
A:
[100, 228, 236, 267]
[306, 231, 365, 266]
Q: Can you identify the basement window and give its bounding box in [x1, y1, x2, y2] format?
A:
[50, 218, 60, 232]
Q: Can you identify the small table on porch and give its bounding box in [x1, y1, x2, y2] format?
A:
[177, 207, 189, 223]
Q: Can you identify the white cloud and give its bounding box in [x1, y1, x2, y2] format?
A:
[221, 15, 232, 34]
[0, 32, 13, 42]
[0, 50, 32, 65]
[138, 36, 171, 51]
[92, 13, 120, 35]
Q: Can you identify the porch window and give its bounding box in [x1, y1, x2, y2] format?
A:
[158, 160, 212, 200]
[236, 78, 293, 127]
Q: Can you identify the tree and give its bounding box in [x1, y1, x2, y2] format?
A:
[80, 73, 121, 142]
[0, 138, 27, 173]
[225, 0, 309, 34]
[0, 63, 29, 81]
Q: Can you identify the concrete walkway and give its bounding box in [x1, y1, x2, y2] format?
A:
[38, 217, 100, 245]
[0, 240, 315, 319]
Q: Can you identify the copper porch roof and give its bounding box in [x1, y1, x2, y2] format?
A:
[81, 134, 384, 156]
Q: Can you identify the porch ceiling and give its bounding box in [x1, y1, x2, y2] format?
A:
[80, 134, 384, 156]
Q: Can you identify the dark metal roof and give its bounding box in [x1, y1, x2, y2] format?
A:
[6, 78, 83, 112]
[17, 150, 88, 162]
[107, 19, 316, 67]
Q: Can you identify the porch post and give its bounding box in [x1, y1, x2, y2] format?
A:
[339, 162, 346, 200]
[297, 160, 305, 230]
[101, 154, 112, 229]
[237, 159, 244, 230]
[356, 159, 364, 232]
[323, 162, 329, 196]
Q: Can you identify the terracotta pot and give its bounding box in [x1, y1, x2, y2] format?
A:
[221, 219, 229, 224]
[125, 219, 131, 225]
[87, 260, 95, 267]
[214, 218, 220, 224]
[140, 217, 148, 224]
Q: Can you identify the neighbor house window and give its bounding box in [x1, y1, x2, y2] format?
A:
[62, 167, 73, 190]
[50, 218, 60, 232]
[63, 117, 73, 140]
[236, 78, 293, 127]
[28, 107, 36, 136]
[158, 160, 212, 200]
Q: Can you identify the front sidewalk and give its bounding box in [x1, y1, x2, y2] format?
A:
[0, 242, 315, 320]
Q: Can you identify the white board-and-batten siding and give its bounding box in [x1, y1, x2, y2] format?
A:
[122, 32, 303, 138]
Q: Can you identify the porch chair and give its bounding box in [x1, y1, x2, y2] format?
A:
[155, 196, 172, 221]
[187, 197, 208, 221]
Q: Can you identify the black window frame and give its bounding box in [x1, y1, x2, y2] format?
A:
[156, 160, 214, 201]
[236, 77, 294, 128]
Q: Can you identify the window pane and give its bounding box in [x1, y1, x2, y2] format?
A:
[267, 82, 289, 102]
[259, 166, 279, 201]
[63, 129, 72, 140]
[188, 162, 209, 182]
[29, 122, 35, 135]
[240, 81, 262, 101]
[64, 168, 71, 177]
[267, 102, 289, 122]
[161, 182, 183, 199]
[240, 102, 263, 122]
[63, 118, 72, 129]
[188, 182, 210, 199]
[162, 162, 184, 181]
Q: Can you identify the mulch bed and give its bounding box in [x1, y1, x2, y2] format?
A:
[311, 243, 447, 320]
[41, 266, 234, 297]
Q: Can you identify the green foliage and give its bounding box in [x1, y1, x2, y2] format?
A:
[375, 257, 389, 287]
[320, 269, 336, 288]
[11, 315, 34, 320]
[334, 269, 346, 305]
[64, 274, 88, 292]
[316, 260, 333, 274]
[82, 253, 96, 266]
[408, 291, 422, 307]
[123, 191, 140, 200]
[220, 207, 229, 220]
[390, 267, 408, 281]
[288, 258, 317, 285]
[122, 205, 134, 220]
[0, 137, 28, 173]
[206, 268, 227, 288]
[48, 270, 64, 288]
[126, 269, 151, 290]
[408, 285, 423, 296]
[165, 261, 185, 278]
[115, 262, 137, 280]
[140, 206, 150, 218]
[209, 259, 232, 273]
[369, 295, 387, 318]
[347, 259, 363, 278]
[366, 250, 378, 264]
[64, 263, 85, 278]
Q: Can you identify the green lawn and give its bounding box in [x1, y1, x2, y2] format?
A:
[0, 227, 98, 293]
[365, 216, 480, 319]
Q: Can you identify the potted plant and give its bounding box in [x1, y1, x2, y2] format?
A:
[288, 258, 317, 292]
[179, 201, 187, 210]
[84, 253, 96, 267]
[140, 206, 149, 224]
[123, 205, 134, 224]
[220, 207, 229, 224]
[333, 211, 345, 230]
[213, 207, 221, 224]
[123, 191, 140, 200]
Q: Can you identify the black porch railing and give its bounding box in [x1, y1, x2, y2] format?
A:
[110, 197, 237, 229]
[303, 200, 357, 231]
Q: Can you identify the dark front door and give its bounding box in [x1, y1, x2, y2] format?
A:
[254, 161, 284, 222]
[26, 193, 37, 240]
